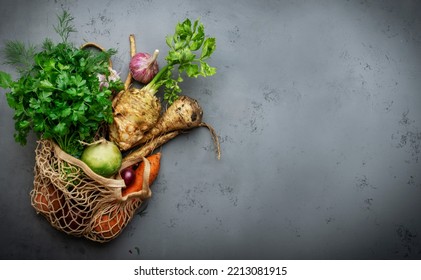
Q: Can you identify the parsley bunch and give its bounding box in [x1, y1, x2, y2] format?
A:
[0, 11, 123, 157]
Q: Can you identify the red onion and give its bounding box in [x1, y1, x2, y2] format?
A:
[120, 167, 136, 186]
[129, 49, 159, 84]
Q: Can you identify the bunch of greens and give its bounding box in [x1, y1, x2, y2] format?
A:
[144, 18, 216, 104]
[0, 11, 123, 157]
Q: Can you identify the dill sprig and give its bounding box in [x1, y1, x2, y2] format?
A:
[53, 10, 77, 42]
[2, 11, 77, 75]
[2, 40, 37, 74]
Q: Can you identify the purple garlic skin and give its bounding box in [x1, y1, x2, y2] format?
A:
[129, 50, 159, 84]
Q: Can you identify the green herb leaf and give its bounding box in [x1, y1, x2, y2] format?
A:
[2, 41, 37, 74]
[200, 61, 217, 76]
[53, 122, 68, 136]
[149, 18, 216, 104]
[61, 107, 72, 118]
[185, 64, 199, 77]
[165, 35, 173, 48]
[0, 71, 12, 88]
[54, 10, 77, 42]
[40, 80, 54, 90]
[190, 23, 205, 51]
[201, 38, 216, 60]
[0, 11, 123, 157]
[17, 120, 31, 130]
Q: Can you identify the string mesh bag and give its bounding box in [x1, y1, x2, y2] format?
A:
[30, 139, 153, 243]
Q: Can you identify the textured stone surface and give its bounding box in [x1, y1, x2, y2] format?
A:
[0, 0, 420, 259]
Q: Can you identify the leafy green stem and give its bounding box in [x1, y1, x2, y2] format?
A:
[54, 10, 76, 42]
[143, 18, 216, 104]
[144, 64, 171, 93]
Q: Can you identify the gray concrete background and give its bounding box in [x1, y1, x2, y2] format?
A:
[0, 0, 421, 259]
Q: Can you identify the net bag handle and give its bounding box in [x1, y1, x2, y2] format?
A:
[53, 142, 126, 188]
[80, 42, 113, 68]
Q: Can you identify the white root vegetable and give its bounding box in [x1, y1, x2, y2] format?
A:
[121, 131, 180, 168]
[140, 95, 203, 143]
[109, 35, 161, 151]
[122, 95, 221, 167]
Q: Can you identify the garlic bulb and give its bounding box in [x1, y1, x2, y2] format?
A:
[129, 49, 159, 84]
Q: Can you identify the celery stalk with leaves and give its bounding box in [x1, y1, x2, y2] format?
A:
[0, 11, 123, 157]
[109, 18, 216, 151]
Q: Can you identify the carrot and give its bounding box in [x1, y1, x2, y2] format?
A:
[121, 152, 161, 198]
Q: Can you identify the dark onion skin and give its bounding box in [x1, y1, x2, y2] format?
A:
[121, 168, 136, 186]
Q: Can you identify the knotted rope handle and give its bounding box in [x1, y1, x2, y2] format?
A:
[80, 42, 113, 68]
[53, 142, 152, 201]
[52, 142, 125, 188]
[83, 36, 136, 91]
